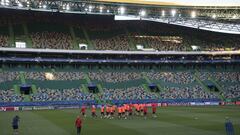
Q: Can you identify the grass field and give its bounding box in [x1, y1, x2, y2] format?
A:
[0, 106, 240, 135]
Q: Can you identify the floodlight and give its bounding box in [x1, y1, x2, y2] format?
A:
[66, 4, 70, 10]
[161, 10, 165, 17]
[171, 9, 176, 17]
[191, 11, 196, 18]
[212, 14, 216, 19]
[18, 2, 23, 7]
[232, 15, 237, 19]
[99, 6, 103, 13]
[119, 7, 125, 15]
[43, 4, 47, 9]
[140, 10, 146, 17]
[89, 5, 92, 12]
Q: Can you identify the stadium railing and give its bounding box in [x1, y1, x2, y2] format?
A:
[0, 98, 220, 107]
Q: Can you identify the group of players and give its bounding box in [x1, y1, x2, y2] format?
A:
[80, 103, 158, 119]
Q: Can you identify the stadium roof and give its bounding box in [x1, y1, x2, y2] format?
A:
[1, 0, 240, 34]
[1, 48, 240, 55]
[96, 0, 240, 7]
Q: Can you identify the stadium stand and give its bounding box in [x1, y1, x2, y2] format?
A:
[30, 32, 73, 49]
[146, 71, 195, 84]
[30, 88, 95, 102]
[0, 89, 24, 102]
[0, 10, 240, 51]
[88, 71, 142, 83]
[160, 85, 218, 99]
[24, 72, 85, 81]
[0, 35, 9, 47]
[222, 84, 240, 99]
[100, 86, 158, 100]
[0, 69, 239, 103]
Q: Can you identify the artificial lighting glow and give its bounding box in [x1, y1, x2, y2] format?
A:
[107, 9, 110, 13]
[1, 0, 10, 6]
[171, 9, 176, 17]
[45, 73, 55, 80]
[232, 15, 237, 19]
[99, 6, 103, 13]
[43, 4, 47, 9]
[66, 4, 70, 10]
[161, 10, 165, 17]
[212, 14, 217, 19]
[18, 2, 23, 8]
[139, 10, 146, 17]
[191, 11, 196, 18]
[38, 2, 42, 8]
[119, 7, 125, 15]
[89, 5, 93, 12]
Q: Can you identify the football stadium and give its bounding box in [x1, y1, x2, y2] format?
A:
[0, 0, 240, 135]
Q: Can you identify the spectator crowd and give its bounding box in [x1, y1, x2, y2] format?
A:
[0, 70, 239, 102]
[88, 71, 142, 83]
[30, 31, 73, 49]
[0, 35, 9, 47]
[100, 86, 158, 100]
[146, 71, 195, 84]
[160, 85, 218, 99]
[30, 88, 95, 102]
[24, 71, 85, 81]
[0, 89, 24, 102]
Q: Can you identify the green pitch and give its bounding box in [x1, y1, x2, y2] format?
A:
[0, 106, 240, 135]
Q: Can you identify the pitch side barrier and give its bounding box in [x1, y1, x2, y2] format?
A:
[0, 98, 220, 108]
[1, 57, 240, 64]
[1, 48, 240, 55]
[1, 99, 239, 112]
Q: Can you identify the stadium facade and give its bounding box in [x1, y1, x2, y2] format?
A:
[0, 1, 240, 109]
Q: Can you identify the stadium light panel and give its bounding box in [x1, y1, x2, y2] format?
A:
[18, 2, 23, 8]
[191, 11, 196, 18]
[6, 0, 9, 6]
[1, 0, 10, 6]
[140, 10, 146, 17]
[232, 15, 237, 19]
[119, 7, 125, 15]
[66, 4, 70, 10]
[38, 2, 42, 8]
[171, 9, 176, 17]
[212, 14, 217, 19]
[43, 4, 47, 9]
[89, 5, 93, 12]
[99, 6, 103, 13]
[27, 1, 30, 7]
[161, 10, 165, 17]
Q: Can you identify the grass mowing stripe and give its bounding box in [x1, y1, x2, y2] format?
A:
[1, 106, 239, 135]
[34, 109, 146, 135]
[108, 118, 220, 135]
[155, 106, 240, 135]
[0, 111, 70, 135]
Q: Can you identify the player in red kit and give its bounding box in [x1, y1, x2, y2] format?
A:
[143, 105, 148, 119]
[128, 104, 133, 119]
[75, 116, 82, 135]
[100, 105, 105, 119]
[91, 105, 97, 117]
[152, 103, 157, 118]
[81, 105, 86, 117]
[117, 106, 121, 118]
